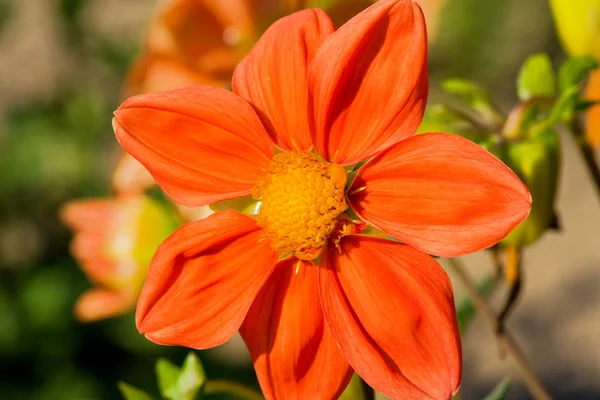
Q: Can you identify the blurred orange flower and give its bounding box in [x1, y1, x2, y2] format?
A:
[61, 195, 178, 322]
[125, 0, 446, 96]
[119, 0, 447, 193]
[585, 69, 600, 147]
[114, 1, 530, 398]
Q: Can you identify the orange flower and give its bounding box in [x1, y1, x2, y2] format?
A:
[120, 0, 379, 193]
[585, 69, 600, 147]
[126, 0, 446, 96]
[113, 1, 531, 398]
[61, 195, 178, 322]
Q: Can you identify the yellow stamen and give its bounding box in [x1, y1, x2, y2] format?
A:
[252, 151, 348, 260]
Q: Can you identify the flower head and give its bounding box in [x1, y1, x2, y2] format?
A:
[113, 0, 531, 398]
[61, 195, 178, 322]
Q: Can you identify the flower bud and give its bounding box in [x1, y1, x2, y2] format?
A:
[61, 195, 179, 322]
[501, 130, 561, 247]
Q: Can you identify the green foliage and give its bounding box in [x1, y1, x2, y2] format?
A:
[159, 353, 206, 400]
[156, 359, 182, 398]
[441, 78, 504, 126]
[502, 130, 561, 247]
[482, 378, 512, 400]
[558, 56, 598, 93]
[119, 352, 207, 400]
[339, 374, 366, 400]
[442, 79, 496, 110]
[517, 53, 556, 101]
[118, 382, 155, 400]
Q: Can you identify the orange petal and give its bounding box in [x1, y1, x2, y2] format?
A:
[111, 153, 156, 194]
[136, 210, 278, 349]
[240, 258, 352, 400]
[74, 289, 135, 323]
[114, 88, 274, 207]
[585, 69, 600, 148]
[233, 9, 335, 151]
[60, 199, 116, 232]
[319, 236, 461, 400]
[308, 0, 428, 164]
[125, 56, 228, 97]
[349, 133, 532, 257]
[147, 0, 252, 62]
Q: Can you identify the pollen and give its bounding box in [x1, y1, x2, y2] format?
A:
[252, 151, 348, 260]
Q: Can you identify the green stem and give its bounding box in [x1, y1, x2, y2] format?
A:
[202, 380, 264, 400]
[566, 118, 600, 200]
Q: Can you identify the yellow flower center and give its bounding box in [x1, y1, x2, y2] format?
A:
[252, 151, 348, 260]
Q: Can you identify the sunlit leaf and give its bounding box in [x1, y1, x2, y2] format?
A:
[117, 382, 154, 400]
[558, 56, 598, 93]
[163, 352, 206, 400]
[155, 358, 181, 399]
[441, 78, 503, 125]
[517, 53, 556, 101]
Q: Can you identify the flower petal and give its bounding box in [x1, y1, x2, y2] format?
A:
[233, 9, 335, 151]
[585, 69, 600, 148]
[240, 258, 352, 400]
[308, 0, 428, 164]
[136, 210, 278, 349]
[74, 289, 135, 323]
[349, 133, 532, 257]
[125, 56, 228, 97]
[111, 153, 156, 194]
[319, 236, 461, 400]
[114, 87, 274, 207]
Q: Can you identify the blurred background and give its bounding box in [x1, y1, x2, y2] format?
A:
[0, 0, 598, 399]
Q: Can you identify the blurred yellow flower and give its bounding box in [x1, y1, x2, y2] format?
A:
[549, 0, 600, 58]
[550, 0, 600, 147]
[61, 195, 178, 322]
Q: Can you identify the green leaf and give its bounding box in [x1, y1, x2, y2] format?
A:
[441, 79, 503, 125]
[163, 352, 206, 400]
[155, 358, 181, 398]
[530, 85, 580, 137]
[517, 53, 556, 101]
[443, 79, 494, 106]
[456, 274, 500, 334]
[339, 374, 366, 400]
[482, 378, 512, 400]
[558, 56, 598, 93]
[118, 382, 154, 400]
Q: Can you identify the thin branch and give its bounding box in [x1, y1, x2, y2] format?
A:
[447, 258, 552, 400]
